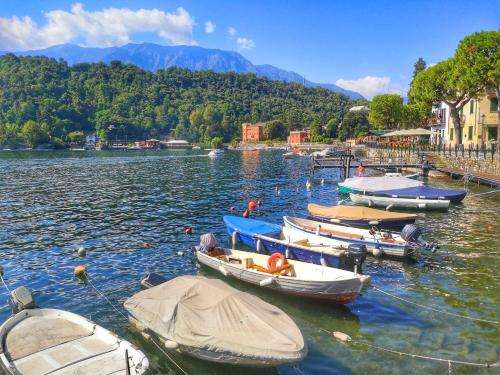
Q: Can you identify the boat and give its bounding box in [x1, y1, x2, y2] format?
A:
[283, 216, 423, 258]
[307, 203, 417, 230]
[350, 193, 450, 210]
[223, 215, 368, 271]
[385, 172, 419, 179]
[283, 151, 310, 159]
[0, 286, 149, 375]
[368, 186, 466, 203]
[338, 176, 423, 194]
[195, 234, 369, 303]
[192, 146, 202, 150]
[124, 275, 307, 367]
[208, 149, 224, 157]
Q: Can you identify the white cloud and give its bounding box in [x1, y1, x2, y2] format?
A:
[335, 76, 404, 99]
[0, 3, 196, 51]
[236, 37, 255, 51]
[227, 26, 237, 38]
[204, 21, 215, 33]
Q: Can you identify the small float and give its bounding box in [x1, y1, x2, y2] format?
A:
[208, 149, 224, 157]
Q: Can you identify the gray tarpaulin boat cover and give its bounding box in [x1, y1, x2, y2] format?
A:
[124, 276, 307, 364]
[340, 176, 423, 192]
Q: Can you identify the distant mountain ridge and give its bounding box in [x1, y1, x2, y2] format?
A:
[2, 43, 363, 99]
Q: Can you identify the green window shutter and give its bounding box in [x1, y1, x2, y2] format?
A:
[490, 97, 498, 112]
[468, 126, 473, 140]
[470, 100, 474, 114]
[450, 128, 454, 141]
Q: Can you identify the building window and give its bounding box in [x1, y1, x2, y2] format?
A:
[470, 100, 474, 114]
[449, 128, 454, 141]
[468, 126, 473, 140]
[488, 127, 498, 142]
[491, 97, 498, 113]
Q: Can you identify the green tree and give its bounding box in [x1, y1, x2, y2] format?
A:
[338, 110, 370, 141]
[408, 58, 427, 104]
[67, 131, 85, 144]
[368, 94, 403, 129]
[211, 136, 223, 149]
[325, 117, 340, 138]
[21, 120, 50, 147]
[400, 103, 429, 129]
[454, 30, 500, 143]
[263, 120, 286, 140]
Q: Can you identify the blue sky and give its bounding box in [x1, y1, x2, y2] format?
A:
[0, 0, 498, 98]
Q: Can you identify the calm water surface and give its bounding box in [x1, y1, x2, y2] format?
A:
[0, 149, 498, 374]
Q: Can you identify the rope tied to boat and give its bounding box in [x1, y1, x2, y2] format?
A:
[372, 286, 500, 325]
[150, 337, 189, 375]
[319, 327, 500, 370]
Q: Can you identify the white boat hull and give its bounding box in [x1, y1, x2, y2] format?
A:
[0, 308, 148, 375]
[283, 216, 410, 258]
[350, 193, 450, 210]
[196, 248, 367, 303]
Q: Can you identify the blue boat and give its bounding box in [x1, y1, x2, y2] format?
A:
[370, 186, 466, 203]
[223, 215, 367, 272]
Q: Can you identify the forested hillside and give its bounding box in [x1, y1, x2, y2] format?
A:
[0, 54, 352, 147]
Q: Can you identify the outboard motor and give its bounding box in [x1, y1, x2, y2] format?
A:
[9, 286, 35, 314]
[400, 224, 438, 252]
[344, 244, 368, 274]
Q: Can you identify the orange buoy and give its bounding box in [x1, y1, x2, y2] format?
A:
[248, 201, 257, 211]
[185, 227, 193, 235]
[229, 206, 236, 212]
[143, 241, 152, 248]
[242, 209, 250, 218]
[275, 185, 279, 193]
[74, 265, 86, 277]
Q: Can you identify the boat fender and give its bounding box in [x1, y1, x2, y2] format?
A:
[315, 224, 321, 235]
[330, 218, 341, 224]
[385, 204, 394, 211]
[231, 230, 238, 248]
[285, 248, 290, 259]
[333, 331, 352, 343]
[259, 277, 275, 287]
[368, 199, 372, 207]
[320, 256, 327, 267]
[372, 247, 383, 257]
[256, 239, 263, 253]
[218, 265, 230, 276]
[359, 275, 371, 284]
[164, 340, 179, 349]
[418, 203, 426, 209]
[368, 220, 380, 225]
[242, 209, 250, 218]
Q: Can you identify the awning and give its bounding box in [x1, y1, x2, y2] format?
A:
[382, 128, 431, 137]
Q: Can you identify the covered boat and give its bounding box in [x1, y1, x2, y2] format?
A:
[338, 176, 423, 194]
[223, 215, 367, 271]
[283, 216, 420, 258]
[195, 234, 369, 303]
[350, 193, 450, 210]
[0, 287, 148, 375]
[307, 203, 417, 229]
[369, 186, 466, 203]
[124, 275, 307, 367]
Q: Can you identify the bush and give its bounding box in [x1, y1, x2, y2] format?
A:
[211, 137, 223, 149]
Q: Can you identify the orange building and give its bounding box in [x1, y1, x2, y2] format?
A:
[289, 129, 311, 145]
[242, 123, 265, 143]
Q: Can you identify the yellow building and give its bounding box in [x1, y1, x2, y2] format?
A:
[448, 94, 498, 145]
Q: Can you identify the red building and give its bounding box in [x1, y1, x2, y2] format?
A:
[242, 123, 265, 143]
[289, 129, 311, 145]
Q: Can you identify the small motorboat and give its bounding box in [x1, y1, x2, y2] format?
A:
[124, 275, 307, 367]
[192, 146, 202, 150]
[369, 186, 466, 203]
[283, 151, 310, 159]
[338, 176, 423, 194]
[208, 149, 224, 157]
[283, 216, 428, 258]
[195, 234, 369, 303]
[223, 215, 367, 271]
[350, 193, 450, 210]
[307, 203, 417, 230]
[0, 286, 148, 375]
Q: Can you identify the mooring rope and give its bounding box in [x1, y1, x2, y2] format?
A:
[86, 274, 129, 321]
[150, 337, 189, 375]
[319, 328, 499, 370]
[372, 286, 500, 325]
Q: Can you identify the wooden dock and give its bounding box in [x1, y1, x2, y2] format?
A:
[434, 167, 500, 188]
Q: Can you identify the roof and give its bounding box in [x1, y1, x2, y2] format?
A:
[165, 140, 189, 144]
[242, 122, 266, 127]
[349, 106, 369, 112]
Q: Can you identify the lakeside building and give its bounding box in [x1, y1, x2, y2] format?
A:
[428, 103, 449, 144]
[444, 94, 498, 146]
[349, 105, 369, 112]
[289, 129, 311, 145]
[242, 123, 265, 143]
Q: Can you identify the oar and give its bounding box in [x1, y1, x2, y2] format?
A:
[125, 349, 131, 375]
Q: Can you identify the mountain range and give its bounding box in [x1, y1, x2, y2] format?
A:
[0, 43, 363, 99]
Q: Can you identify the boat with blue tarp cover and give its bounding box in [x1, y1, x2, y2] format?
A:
[367, 186, 466, 203]
[223, 215, 367, 272]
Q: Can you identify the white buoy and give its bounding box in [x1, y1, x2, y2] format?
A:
[164, 340, 179, 349]
[306, 180, 312, 191]
[372, 247, 383, 257]
[418, 203, 426, 209]
[285, 248, 290, 259]
[333, 331, 352, 343]
[256, 239, 263, 253]
[177, 251, 184, 257]
[77, 247, 86, 257]
[320, 256, 327, 267]
[316, 225, 321, 236]
[259, 277, 275, 287]
[232, 230, 238, 249]
[321, 178, 325, 185]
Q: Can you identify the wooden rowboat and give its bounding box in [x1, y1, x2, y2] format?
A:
[196, 247, 369, 303]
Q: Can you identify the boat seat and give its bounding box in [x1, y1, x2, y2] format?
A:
[292, 239, 310, 246]
[299, 223, 364, 240]
[6, 316, 94, 361]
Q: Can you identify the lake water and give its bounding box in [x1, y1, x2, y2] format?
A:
[0, 149, 498, 374]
